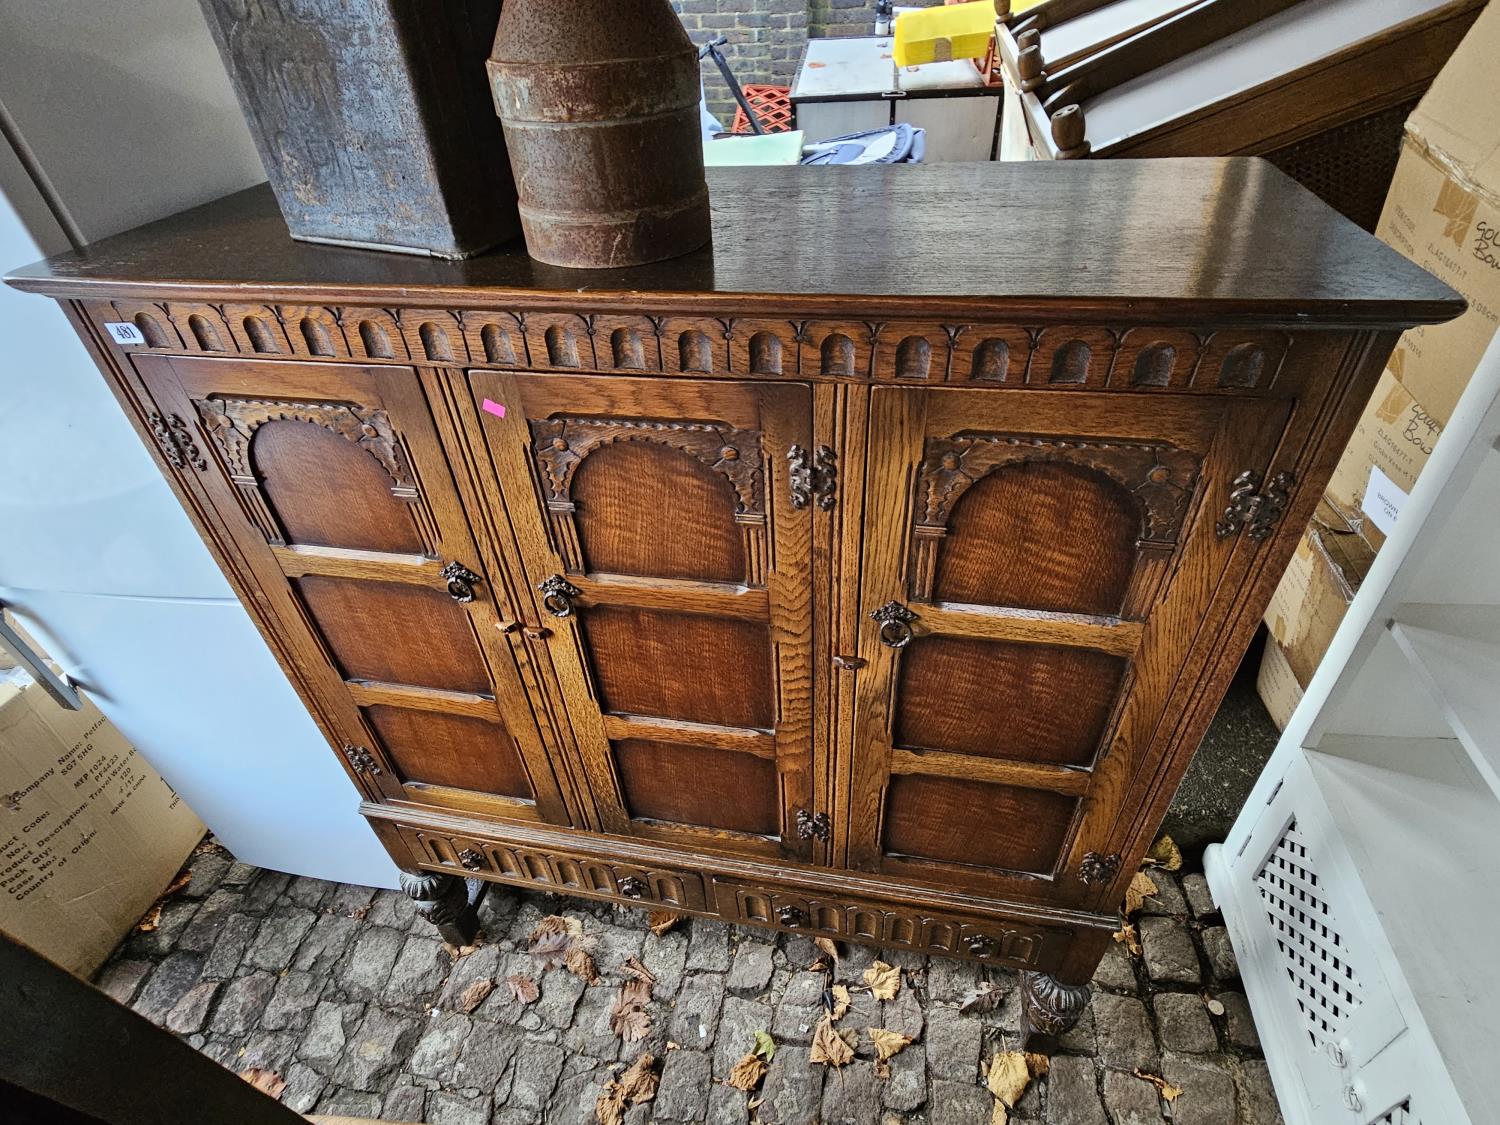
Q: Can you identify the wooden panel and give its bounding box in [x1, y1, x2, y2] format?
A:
[295, 576, 492, 695]
[583, 606, 774, 730]
[572, 440, 745, 583]
[883, 774, 1077, 874]
[252, 417, 426, 554]
[896, 637, 1127, 766]
[614, 739, 779, 836]
[933, 461, 1139, 615]
[365, 706, 533, 800]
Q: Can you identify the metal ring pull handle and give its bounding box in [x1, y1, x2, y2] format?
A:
[442, 562, 482, 604]
[538, 574, 582, 619]
[871, 601, 918, 649]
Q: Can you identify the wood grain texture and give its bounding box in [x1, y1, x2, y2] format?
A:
[884, 774, 1078, 874]
[6, 165, 1461, 328]
[10, 162, 1458, 1021]
[896, 637, 1127, 766]
[613, 739, 780, 837]
[932, 461, 1138, 614]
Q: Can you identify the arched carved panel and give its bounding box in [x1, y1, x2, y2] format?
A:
[593, 315, 661, 371]
[749, 331, 783, 376]
[462, 314, 527, 367]
[873, 322, 954, 381]
[948, 325, 1034, 384]
[132, 311, 175, 348]
[187, 313, 227, 352]
[1198, 331, 1290, 391]
[356, 319, 395, 360]
[1030, 327, 1116, 388]
[242, 314, 284, 354]
[895, 337, 933, 380]
[1113, 328, 1203, 390]
[530, 415, 767, 581]
[419, 321, 455, 363]
[250, 419, 427, 553]
[524, 313, 595, 371]
[801, 322, 873, 379]
[194, 395, 437, 551]
[570, 442, 748, 583]
[911, 433, 1201, 611]
[275, 306, 349, 360]
[821, 333, 857, 376]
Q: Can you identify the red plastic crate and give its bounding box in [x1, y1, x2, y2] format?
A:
[730, 84, 795, 134]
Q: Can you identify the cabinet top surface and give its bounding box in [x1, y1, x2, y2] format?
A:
[5, 160, 1461, 328]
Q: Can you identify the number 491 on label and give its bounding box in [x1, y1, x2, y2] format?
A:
[104, 322, 148, 346]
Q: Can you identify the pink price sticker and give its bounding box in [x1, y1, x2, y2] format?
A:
[481, 399, 507, 419]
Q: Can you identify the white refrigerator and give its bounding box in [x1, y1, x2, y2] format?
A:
[0, 1, 397, 888]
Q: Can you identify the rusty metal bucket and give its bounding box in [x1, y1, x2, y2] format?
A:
[487, 0, 712, 269]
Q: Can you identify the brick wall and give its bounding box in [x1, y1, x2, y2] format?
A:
[673, 0, 945, 123]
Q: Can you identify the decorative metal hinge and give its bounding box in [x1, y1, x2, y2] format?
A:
[1078, 851, 1121, 886]
[538, 574, 581, 619]
[788, 444, 838, 511]
[776, 904, 808, 928]
[343, 744, 382, 776]
[788, 444, 813, 509]
[442, 562, 482, 604]
[796, 809, 832, 841]
[457, 848, 485, 871]
[1215, 469, 1295, 541]
[617, 875, 649, 899]
[813, 445, 837, 510]
[871, 601, 918, 649]
[148, 412, 207, 472]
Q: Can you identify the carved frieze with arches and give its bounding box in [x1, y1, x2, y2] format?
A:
[82, 299, 1295, 392]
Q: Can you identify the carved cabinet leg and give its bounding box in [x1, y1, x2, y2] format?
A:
[399, 870, 482, 947]
[1020, 971, 1091, 1053]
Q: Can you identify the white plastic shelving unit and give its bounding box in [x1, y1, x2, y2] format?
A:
[1206, 329, 1500, 1125]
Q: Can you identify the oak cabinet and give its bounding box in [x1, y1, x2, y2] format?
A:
[6, 161, 1461, 1047]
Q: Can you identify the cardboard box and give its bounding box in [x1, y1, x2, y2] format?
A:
[1264, 505, 1378, 687]
[1374, 1, 1500, 425]
[1257, 637, 1305, 733]
[0, 667, 204, 975]
[1325, 367, 1442, 549]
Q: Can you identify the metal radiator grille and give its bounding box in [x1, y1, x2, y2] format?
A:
[1254, 820, 1364, 1048]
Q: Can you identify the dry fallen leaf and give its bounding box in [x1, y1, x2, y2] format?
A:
[827, 984, 851, 1021]
[1025, 1053, 1050, 1079]
[868, 1027, 912, 1062]
[458, 978, 494, 1014]
[530, 928, 571, 971]
[621, 955, 655, 983]
[959, 979, 1007, 1016]
[531, 915, 570, 941]
[618, 1053, 659, 1103]
[565, 945, 600, 984]
[648, 910, 684, 936]
[620, 978, 653, 1009]
[1123, 869, 1160, 917]
[239, 1067, 286, 1100]
[727, 1053, 770, 1091]
[1113, 920, 1142, 956]
[1145, 835, 1183, 872]
[809, 1015, 855, 1067]
[1134, 1068, 1183, 1102]
[610, 1003, 652, 1043]
[863, 960, 901, 1001]
[135, 902, 164, 934]
[506, 974, 540, 1004]
[595, 1053, 658, 1125]
[987, 1050, 1033, 1125]
[813, 936, 841, 962]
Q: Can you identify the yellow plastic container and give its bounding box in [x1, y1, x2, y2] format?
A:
[892, 1, 997, 68]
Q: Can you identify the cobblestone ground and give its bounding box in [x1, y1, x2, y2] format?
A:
[95, 845, 1283, 1124]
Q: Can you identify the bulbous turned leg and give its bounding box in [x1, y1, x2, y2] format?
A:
[398, 869, 482, 947]
[1020, 970, 1091, 1053]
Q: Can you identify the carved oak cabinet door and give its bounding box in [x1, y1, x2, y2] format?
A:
[849, 387, 1288, 908]
[467, 373, 817, 863]
[132, 354, 570, 828]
